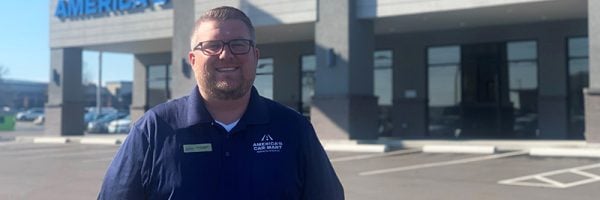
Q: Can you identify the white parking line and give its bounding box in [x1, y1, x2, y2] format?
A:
[331, 149, 421, 163]
[498, 162, 600, 188]
[81, 156, 115, 163]
[0, 145, 75, 156]
[359, 151, 527, 176]
[0, 143, 66, 150]
[18, 149, 118, 160]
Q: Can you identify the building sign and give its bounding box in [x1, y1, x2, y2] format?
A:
[55, 0, 170, 18]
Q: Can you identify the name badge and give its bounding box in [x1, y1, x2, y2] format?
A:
[183, 143, 212, 153]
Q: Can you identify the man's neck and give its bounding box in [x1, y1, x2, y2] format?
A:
[201, 89, 251, 124]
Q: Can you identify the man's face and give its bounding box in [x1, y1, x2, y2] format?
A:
[189, 19, 259, 100]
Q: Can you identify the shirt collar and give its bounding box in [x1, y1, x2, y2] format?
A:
[186, 86, 269, 127]
[186, 85, 213, 126]
[240, 86, 270, 125]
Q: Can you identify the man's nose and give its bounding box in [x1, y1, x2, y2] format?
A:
[218, 45, 235, 60]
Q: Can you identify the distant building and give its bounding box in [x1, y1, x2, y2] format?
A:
[83, 82, 132, 111]
[2, 79, 47, 110]
[105, 81, 132, 111]
[0, 79, 131, 113]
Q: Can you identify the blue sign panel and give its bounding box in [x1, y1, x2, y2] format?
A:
[55, 0, 170, 18]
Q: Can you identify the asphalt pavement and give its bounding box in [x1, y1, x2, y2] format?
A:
[2, 121, 600, 199]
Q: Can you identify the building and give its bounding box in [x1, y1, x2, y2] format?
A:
[82, 83, 121, 110]
[1, 79, 47, 110]
[0, 79, 130, 113]
[48, 0, 600, 143]
[105, 81, 132, 110]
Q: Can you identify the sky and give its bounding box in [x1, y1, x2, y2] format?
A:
[0, 1, 133, 84]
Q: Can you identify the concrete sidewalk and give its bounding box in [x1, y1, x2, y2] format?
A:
[3, 133, 600, 158]
[10, 134, 128, 145]
[321, 138, 600, 158]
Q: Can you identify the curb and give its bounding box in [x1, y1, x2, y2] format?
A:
[530, 147, 600, 158]
[80, 138, 123, 145]
[323, 143, 388, 153]
[11, 135, 127, 146]
[0, 136, 15, 142]
[7, 136, 600, 158]
[319, 139, 600, 158]
[422, 145, 496, 154]
[33, 137, 70, 144]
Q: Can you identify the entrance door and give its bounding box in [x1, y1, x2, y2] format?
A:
[460, 43, 514, 138]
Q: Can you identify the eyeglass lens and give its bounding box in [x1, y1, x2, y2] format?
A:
[200, 39, 252, 55]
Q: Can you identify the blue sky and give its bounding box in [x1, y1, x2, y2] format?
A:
[0, 1, 132, 84]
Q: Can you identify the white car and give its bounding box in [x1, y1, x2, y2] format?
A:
[16, 108, 44, 121]
[33, 115, 44, 125]
[107, 115, 131, 133]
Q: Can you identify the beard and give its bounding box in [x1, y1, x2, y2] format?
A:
[201, 69, 254, 100]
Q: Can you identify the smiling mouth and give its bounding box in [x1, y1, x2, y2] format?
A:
[216, 67, 238, 72]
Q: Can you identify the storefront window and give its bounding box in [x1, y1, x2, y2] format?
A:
[255, 58, 273, 99]
[568, 37, 589, 139]
[301, 55, 316, 117]
[428, 46, 461, 138]
[507, 41, 538, 137]
[374, 50, 393, 135]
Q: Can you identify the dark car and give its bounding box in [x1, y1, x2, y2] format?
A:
[86, 112, 128, 133]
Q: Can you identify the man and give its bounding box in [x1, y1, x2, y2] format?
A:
[98, 6, 344, 200]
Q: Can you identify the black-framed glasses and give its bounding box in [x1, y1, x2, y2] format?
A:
[193, 39, 255, 56]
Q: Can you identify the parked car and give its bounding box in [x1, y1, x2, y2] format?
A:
[84, 112, 109, 124]
[84, 107, 118, 124]
[16, 108, 44, 121]
[33, 115, 44, 125]
[86, 112, 128, 133]
[108, 115, 131, 133]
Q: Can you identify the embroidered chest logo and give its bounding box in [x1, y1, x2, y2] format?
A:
[253, 134, 283, 153]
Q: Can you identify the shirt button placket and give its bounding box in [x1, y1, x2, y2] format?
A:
[213, 122, 231, 158]
[224, 130, 232, 157]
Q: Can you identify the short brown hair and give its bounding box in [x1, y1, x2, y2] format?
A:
[190, 6, 255, 50]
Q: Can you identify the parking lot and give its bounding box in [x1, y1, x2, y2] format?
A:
[0, 142, 118, 199]
[1, 122, 599, 199]
[1, 138, 600, 199]
[328, 150, 600, 200]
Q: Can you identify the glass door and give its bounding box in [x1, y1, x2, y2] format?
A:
[460, 43, 514, 138]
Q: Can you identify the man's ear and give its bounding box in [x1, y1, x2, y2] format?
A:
[188, 51, 195, 67]
[254, 47, 260, 61]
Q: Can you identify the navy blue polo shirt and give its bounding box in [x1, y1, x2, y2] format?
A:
[98, 86, 344, 200]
